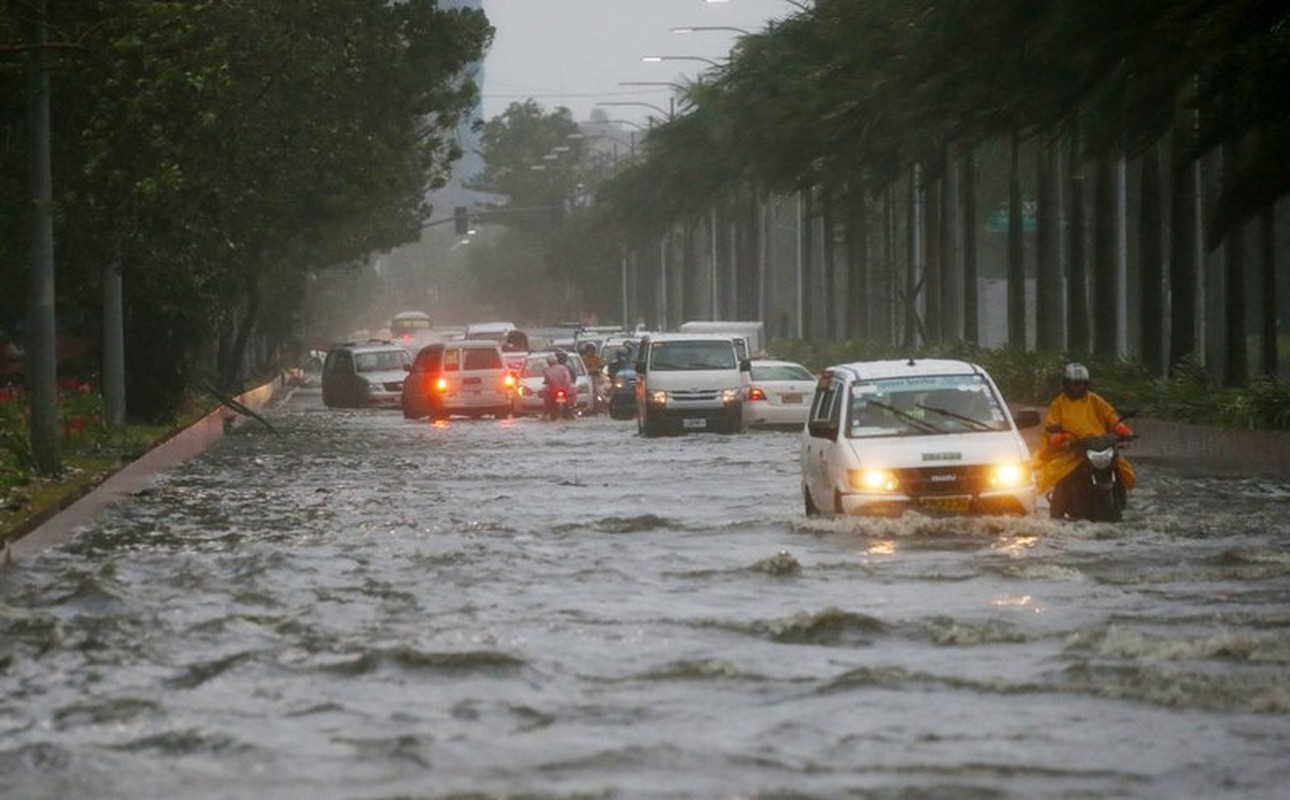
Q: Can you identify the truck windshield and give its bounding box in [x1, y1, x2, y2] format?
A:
[650, 341, 736, 371]
[846, 374, 1006, 438]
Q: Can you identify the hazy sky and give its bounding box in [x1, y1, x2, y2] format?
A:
[480, 0, 806, 126]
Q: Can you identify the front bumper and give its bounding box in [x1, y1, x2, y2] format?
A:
[838, 486, 1036, 517]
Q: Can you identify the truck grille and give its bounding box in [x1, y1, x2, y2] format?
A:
[895, 465, 990, 497]
[670, 389, 721, 402]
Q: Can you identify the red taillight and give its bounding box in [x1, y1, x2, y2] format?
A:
[555, 388, 568, 400]
[748, 387, 767, 401]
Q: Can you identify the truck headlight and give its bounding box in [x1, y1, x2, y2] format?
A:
[848, 468, 900, 493]
[722, 388, 739, 403]
[988, 462, 1030, 488]
[649, 390, 668, 405]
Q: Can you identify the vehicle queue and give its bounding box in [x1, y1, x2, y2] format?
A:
[315, 316, 1130, 523]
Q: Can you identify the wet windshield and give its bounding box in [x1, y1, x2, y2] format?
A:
[354, 349, 410, 372]
[649, 341, 736, 371]
[751, 364, 814, 382]
[846, 374, 1006, 437]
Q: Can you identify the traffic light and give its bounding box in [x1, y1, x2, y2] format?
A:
[454, 206, 468, 236]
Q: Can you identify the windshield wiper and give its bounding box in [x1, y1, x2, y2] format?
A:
[916, 404, 997, 431]
[865, 400, 944, 433]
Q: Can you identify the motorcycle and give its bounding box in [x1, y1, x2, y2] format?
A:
[545, 385, 576, 421]
[1047, 412, 1136, 522]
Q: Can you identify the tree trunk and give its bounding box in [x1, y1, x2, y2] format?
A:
[682, 219, 701, 323]
[904, 167, 920, 349]
[1168, 115, 1199, 374]
[822, 189, 838, 338]
[1067, 123, 1090, 353]
[221, 275, 262, 393]
[1139, 142, 1165, 375]
[102, 260, 126, 429]
[1261, 206, 1277, 376]
[960, 144, 979, 346]
[1093, 154, 1119, 357]
[845, 185, 869, 339]
[25, 0, 60, 476]
[924, 171, 942, 343]
[939, 150, 956, 341]
[1222, 143, 1247, 387]
[880, 184, 897, 345]
[1036, 136, 1062, 351]
[802, 188, 815, 338]
[1007, 129, 1026, 349]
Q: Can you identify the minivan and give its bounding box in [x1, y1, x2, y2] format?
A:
[634, 333, 750, 436]
[800, 358, 1041, 516]
[401, 340, 516, 420]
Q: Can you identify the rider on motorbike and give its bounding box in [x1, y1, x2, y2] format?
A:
[542, 351, 576, 419]
[1035, 362, 1136, 515]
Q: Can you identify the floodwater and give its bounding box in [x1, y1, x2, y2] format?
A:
[1, 386, 1288, 799]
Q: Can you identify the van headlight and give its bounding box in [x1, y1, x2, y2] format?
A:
[988, 462, 1030, 489]
[722, 388, 739, 403]
[848, 468, 900, 493]
[649, 390, 668, 405]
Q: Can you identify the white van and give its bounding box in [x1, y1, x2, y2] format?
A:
[800, 358, 1041, 516]
[464, 321, 517, 343]
[678, 320, 765, 359]
[634, 333, 750, 436]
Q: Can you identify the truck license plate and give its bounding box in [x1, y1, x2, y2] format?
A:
[683, 418, 707, 429]
[919, 496, 971, 514]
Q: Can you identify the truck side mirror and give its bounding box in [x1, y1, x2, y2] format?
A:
[739, 358, 752, 372]
[1013, 409, 1041, 429]
[807, 420, 837, 440]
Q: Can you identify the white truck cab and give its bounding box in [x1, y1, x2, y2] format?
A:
[634, 333, 750, 436]
[800, 358, 1041, 516]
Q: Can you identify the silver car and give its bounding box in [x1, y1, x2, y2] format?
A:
[321, 341, 411, 408]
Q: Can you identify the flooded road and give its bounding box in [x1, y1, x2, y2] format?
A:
[2, 385, 1288, 799]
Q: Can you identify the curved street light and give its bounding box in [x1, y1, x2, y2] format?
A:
[599, 118, 648, 131]
[618, 80, 688, 91]
[596, 100, 674, 121]
[642, 55, 722, 68]
[671, 26, 753, 35]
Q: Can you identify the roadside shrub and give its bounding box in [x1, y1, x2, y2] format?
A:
[1217, 376, 1290, 430]
[0, 386, 34, 486]
[762, 339, 1290, 431]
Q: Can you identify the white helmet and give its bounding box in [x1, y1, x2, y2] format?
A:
[1064, 362, 1090, 382]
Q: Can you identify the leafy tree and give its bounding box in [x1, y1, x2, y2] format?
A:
[2, 0, 492, 419]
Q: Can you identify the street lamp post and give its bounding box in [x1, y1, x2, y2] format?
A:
[641, 55, 722, 68]
[596, 100, 674, 122]
[671, 26, 753, 35]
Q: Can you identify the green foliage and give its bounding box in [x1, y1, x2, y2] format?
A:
[0, 387, 34, 486]
[2, 0, 493, 419]
[590, 0, 1288, 251]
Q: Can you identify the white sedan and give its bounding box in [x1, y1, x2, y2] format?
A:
[514, 351, 594, 416]
[743, 359, 817, 429]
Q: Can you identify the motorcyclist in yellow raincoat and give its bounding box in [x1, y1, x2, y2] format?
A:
[1034, 363, 1135, 512]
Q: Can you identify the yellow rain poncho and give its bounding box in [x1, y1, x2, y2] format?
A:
[1033, 391, 1136, 494]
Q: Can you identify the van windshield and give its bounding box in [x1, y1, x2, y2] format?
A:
[846, 374, 1006, 438]
[649, 341, 736, 371]
[355, 349, 410, 372]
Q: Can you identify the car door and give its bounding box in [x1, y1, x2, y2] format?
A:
[441, 346, 462, 408]
[802, 376, 844, 509]
[330, 350, 357, 406]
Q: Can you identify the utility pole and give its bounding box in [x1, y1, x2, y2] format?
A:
[26, 0, 60, 474]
